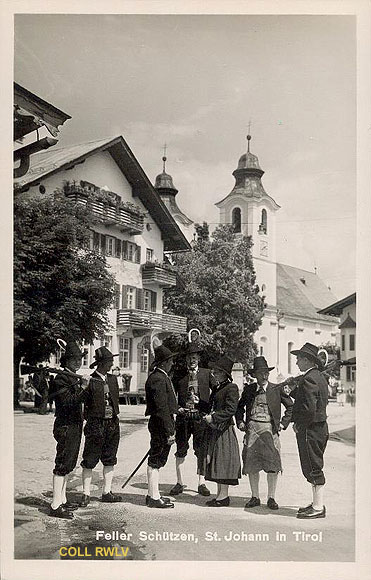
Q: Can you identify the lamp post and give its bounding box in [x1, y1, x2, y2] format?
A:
[276, 309, 284, 375]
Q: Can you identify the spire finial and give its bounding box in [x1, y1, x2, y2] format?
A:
[162, 143, 167, 172]
[247, 121, 252, 153]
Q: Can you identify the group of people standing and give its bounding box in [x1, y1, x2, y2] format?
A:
[47, 337, 329, 522]
[145, 341, 329, 520]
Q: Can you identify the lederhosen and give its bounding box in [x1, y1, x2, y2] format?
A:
[292, 368, 329, 486]
[81, 372, 120, 469]
[51, 370, 86, 476]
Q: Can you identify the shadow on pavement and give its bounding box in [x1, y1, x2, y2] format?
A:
[329, 426, 355, 445]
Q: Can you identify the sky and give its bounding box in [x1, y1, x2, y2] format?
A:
[14, 13, 356, 298]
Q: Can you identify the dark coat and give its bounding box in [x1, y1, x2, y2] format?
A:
[145, 368, 178, 438]
[291, 368, 328, 428]
[50, 370, 86, 424]
[235, 381, 293, 434]
[83, 371, 120, 420]
[175, 367, 217, 410]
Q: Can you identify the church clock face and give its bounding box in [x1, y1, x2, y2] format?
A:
[260, 240, 268, 256]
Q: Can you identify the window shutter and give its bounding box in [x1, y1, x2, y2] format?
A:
[136, 288, 144, 310]
[114, 283, 120, 309]
[135, 244, 141, 264]
[100, 234, 106, 255]
[121, 285, 128, 309]
[122, 240, 128, 260]
[151, 291, 157, 312]
[93, 231, 100, 251]
[115, 238, 122, 258]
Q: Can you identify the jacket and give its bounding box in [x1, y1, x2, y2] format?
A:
[175, 367, 217, 410]
[210, 380, 240, 429]
[235, 381, 293, 434]
[291, 368, 328, 428]
[50, 370, 86, 425]
[145, 368, 178, 437]
[83, 371, 120, 420]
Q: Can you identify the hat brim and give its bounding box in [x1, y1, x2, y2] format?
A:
[152, 351, 178, 366]
[290, 350, 322, 365]
[89, 353, 119, 369]
[184, 348, 203, 355]
[209, 362, 233, 382]
[248, 366, 275, 375]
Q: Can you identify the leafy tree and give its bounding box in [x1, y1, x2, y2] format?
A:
[163, 223, 265, 369]
[14, 190, 116, 406]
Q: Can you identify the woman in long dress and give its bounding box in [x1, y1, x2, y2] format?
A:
[200, 356, 241, 507]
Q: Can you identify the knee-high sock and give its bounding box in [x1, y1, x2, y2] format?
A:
[217, 483, 229, 500]
[175, 456, 186, 485]
[198, 474, 206, 485]
[103, 465, 114, 495]
[147, 466, 160, 500]
[267, 472, 278, 499]
[61, 474, 68, 504]
[82, 467, 92, 496]
[312, 484, 324, 510]
[248, 472, 260, 498]
[51, 474, 64, 510]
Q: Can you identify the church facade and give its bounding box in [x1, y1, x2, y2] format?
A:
[215, 136, 339, 380]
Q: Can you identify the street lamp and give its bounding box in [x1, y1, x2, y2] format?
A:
[276, 309, 285, 375]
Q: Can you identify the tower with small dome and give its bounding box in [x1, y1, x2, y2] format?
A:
[154, 146, 194, 243]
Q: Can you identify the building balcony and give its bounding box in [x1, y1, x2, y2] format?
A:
[117, 309, 187, 334]
[63, 182, 145, 234]
[141, 262, 177, 288]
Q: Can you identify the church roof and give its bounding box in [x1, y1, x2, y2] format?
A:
[276, 263, 338, 322]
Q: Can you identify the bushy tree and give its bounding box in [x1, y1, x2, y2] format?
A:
[164, 223, 265, 368]
[14, 190, 116, 405]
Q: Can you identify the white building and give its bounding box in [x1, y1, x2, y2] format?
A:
[215, 135, 339, 380]
[14, 136, 191, 392]
[318, 293, 356, 392]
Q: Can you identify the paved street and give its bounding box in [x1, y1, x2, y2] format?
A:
[14, 402, 355, 561]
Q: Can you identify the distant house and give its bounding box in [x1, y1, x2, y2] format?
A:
[14, 135, 191, 392]
[14, 82, 71, 178]
[318, 293, 356, 392]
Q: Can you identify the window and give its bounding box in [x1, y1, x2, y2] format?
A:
[232, 207, 241, 233]
[146, 248, 154, 262]
[81, 342, 90, 368]
[140, 346, 150, 373]
[259, 209, 268, 234]
[341, 334, 345, 351]
[119, 337, 132, 368]
[100, 335, 112, 349]
[106, 236, 115, 257]
[143, 289, 151, 311]
[346, 365, 356, 382]
[259, 336, 267, 356]
[127, 242, 135, 262]
[349, 334, 355, 351]
[122, 286, 136, 310]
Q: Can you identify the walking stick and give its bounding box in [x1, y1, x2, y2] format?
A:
[121, 450, 150, 489]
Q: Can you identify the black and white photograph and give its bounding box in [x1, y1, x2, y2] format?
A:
[2, 1, 371, 579]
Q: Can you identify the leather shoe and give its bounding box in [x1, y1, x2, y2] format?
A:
[198, 484, 211, 496]
[145, 495, 171, 506]
[267, 497, 279, 510]
[80, 494, 90, 507]
[245, 497, 260, 508]
[62, 501, 79, 511]
[169, 483, 186, 495]
[102, 492, 122, 503]
[49, 505, 74, 519]
[206, 497, 230, 507]
[147, 497, 175, 509]
[297, 506, 326, 519]
[297, 503, 313, 513]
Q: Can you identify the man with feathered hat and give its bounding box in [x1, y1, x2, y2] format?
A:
[287, 343, 329, 519]
[80, 346, 122, 506]
[169, 342, 217, 497]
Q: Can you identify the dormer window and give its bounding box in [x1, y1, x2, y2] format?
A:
[232, 207, 241, 233]
[259, 209, 267, 234]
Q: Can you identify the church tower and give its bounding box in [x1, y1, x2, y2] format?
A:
[154, 147, 194, 243]
[215, 134, 280, 309]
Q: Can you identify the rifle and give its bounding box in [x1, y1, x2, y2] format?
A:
[275, 359, 347, 392]
[20, 363, 84, 381]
